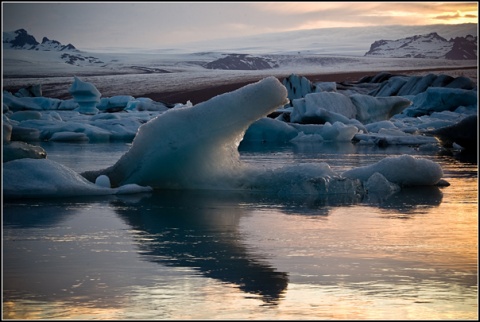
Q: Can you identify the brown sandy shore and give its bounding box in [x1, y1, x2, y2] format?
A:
[141, 66, 477, 105]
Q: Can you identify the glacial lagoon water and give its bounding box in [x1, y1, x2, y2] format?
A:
[3, 141, 478, 320]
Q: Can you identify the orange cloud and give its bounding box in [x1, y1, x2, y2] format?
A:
[253, 2, 478, 30]
[434, 10, 478, 21]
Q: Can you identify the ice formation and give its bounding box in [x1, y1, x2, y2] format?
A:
[81, 77, 289, 189]
[69, 76, 101, 114]
[3, 158, 151, 198]
[342, 154, 444, 186]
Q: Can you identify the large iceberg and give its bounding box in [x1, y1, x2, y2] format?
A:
[81, 77, 289, 189]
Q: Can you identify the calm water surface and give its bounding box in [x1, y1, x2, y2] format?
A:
[3, 142, 478, 320]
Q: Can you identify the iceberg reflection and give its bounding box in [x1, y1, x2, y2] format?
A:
[111, 190, 289, 304]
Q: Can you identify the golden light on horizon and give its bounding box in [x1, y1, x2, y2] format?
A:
[428, 9, 478, 24]
[254, 2, 478, 32]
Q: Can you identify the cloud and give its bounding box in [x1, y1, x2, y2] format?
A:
[254, 2, 478, 28]
[434, 10, 478, 21]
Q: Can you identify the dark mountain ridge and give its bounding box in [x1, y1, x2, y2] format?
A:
[3, 28, 78, 51]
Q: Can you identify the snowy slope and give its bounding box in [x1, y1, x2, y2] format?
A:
[364, 32, 477, 59]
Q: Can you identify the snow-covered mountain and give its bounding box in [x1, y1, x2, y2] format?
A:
[364, 32, 477, 60]
[3, 29, 78, 51]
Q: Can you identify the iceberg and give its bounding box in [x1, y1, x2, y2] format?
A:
[3, 158, 152, 199]
[342, 154, 444, 187]
[242, 117, 298, 143]
[81, 77, 289, 189]
[403, 87, 477, 117]
[291, 92, 357, 121]
[350, 94, 412, 124]
[69, 76, 101, 114]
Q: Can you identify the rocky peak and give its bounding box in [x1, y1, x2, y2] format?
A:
[6, 28, 39, 49]
[365, 31, 476, 60]
[3, 29, 78, 52]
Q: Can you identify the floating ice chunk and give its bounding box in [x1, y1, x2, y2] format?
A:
[290, 132, 324, 143]
[97, 95, 135, 112]
[306, 92, 357, 119]
[10, 126, 41, 141]
[445, 76, 477, 90]
[30, 97, 62, 110]
[342, 154, 444, 186]
[3, 91, 44, 111]
[22, 120, 111, 142]
[49, 131, 89, 142]
[282, 74, 316, 104]
[14, 84, 42, 98]
[69, 76, 101, 115]
[370, 76, 408, 97]
[40, 111, 63, 122]
[396, 74, 436, 96]
[90, 115, 142, 141]
[404, 87, 477, 117]
[95, 175, 111, 188]
[3, 159, 151, 199]
[365, 120, 397, 133]
[9, 111, 42, 122]
[58, 99, 79, 110]
[320, 122, 359, 141]
[290, 91, 357, 122]
[242, 163, 364, 197]
[291, 122, 358, 142]
[242, 117, 298, 143]
[350, 94, 412, 124]
[4, 96, 62, 111]
[3, 141, 47, 162]
[314, 82, 337, 92]
[354, 131, 439, 146]
[81, 76, 289, 189]
[172, 100, 193, 109]
[125, 97, 170, 112]
[363, 172, 402, 203]
[289, 98, 367, 132]
[364, 172, 401, 194]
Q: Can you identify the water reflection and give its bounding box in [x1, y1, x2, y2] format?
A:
[111, 190, 289, 304]
[436, 147, 478, 164]
[110, 185, 445, 304]
[3, 179, 474, 319]
[3, 196, 111, 228]
[364, 185, 443, 213]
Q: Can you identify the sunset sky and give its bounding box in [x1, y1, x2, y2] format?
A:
[2, 1, 478, 50]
